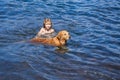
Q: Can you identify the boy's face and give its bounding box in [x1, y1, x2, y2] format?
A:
[45, 24, 51, 30]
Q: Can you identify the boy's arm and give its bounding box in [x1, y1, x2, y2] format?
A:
[35, 28, 45, 38]
[50, 29, 55, 33]
[38, 28, 45, 35]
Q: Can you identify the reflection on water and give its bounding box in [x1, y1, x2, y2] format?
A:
[55, 46, 69, 54]
[0, 0, 120, 80]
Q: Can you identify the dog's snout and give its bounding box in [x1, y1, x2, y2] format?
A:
[70, 36, 71, 39]
[69, 35, 71, 39]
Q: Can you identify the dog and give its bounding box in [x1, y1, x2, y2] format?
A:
[30, 30, 70, 48]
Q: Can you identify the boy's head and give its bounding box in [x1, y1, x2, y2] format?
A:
[43, 18, 52, 30]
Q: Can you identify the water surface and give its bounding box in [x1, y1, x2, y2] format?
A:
[0, 0, 120, 80]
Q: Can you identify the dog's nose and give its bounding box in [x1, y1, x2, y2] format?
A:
[69, 36, 71, 39]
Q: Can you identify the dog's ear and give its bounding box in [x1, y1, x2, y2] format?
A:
[56, 32, 62, 40]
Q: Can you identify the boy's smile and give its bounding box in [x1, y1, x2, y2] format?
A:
[45, 24, 51, 30]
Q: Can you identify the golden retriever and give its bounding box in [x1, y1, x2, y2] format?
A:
[30, 30, 70, 48]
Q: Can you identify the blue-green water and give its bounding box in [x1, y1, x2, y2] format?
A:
[0, 0, 120, 80]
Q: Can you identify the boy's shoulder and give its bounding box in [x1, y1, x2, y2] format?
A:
[51, 28, 54, 30]
[41, 27, 45, 31]
[41, 27, 45, 29]
[50, 28, 54, 31]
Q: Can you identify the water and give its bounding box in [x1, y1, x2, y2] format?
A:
[0, 0, 120, 80]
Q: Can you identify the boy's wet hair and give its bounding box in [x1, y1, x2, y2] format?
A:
[43, 18, 52, 28]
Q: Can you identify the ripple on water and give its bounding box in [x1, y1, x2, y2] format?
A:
[0, 0, 120, 80]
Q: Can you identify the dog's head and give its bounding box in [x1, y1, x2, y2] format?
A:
[57, 30, 70, 41]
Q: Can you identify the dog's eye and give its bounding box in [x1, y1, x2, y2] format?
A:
[64, 34, 66, 35]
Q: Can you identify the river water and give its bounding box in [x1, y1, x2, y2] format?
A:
[0, 0, 120, 80]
